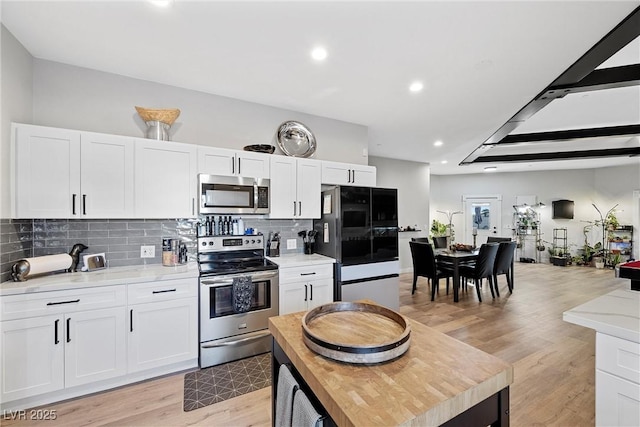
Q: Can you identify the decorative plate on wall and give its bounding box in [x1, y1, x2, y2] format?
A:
[276, 121, 317, 158]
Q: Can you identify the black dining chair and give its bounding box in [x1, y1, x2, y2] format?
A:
[411, 237, 430, 244]
[432, 236, 448, 249]
[458, 243, 499, 302]
[409, 241, 453, 300]
[493, 241, 517, 295]
[486, 236, 512, 243]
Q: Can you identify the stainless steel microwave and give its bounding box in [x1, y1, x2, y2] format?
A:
[198, 174, 270, 215]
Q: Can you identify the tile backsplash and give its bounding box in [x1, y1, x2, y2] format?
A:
[0, 217, 314, 283]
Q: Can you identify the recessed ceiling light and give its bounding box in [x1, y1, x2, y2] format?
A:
[484, 166, 497, 172]
[441, 160, 448, 164]
[311, 47, 328, 61]
[147, 0, 173, 7]
[434, 140, 443, 147]
[409, 81, 424, 93]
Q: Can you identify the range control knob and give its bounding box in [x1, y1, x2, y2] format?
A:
[208, 241, 214, 246]
[245, 240, 250, 244]
[201, 242, 207, 246]
[251, 239, 256, 244]
[256, 239, 261, 244]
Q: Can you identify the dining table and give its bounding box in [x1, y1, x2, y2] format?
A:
[436, 248, 479, 302]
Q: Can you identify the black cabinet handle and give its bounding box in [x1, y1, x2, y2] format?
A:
[304, 284, 308, 302]
[130, 309, 133, 332]
[66, 318, 71, 343]
[352, 170, 356, 183]
[82, 194, 87, 215]
[293, 201, 296, 216]
[232, 157, 235, 174]
[54, 319, 59, 345]
[298, 201, 301, 216]
[47, 299, 80, 306]
[72, 194, 77, 215]
[300, 272, 316, 276]
[152, 288, 176, 294]
[310, 284, 313, 301]
[238, 158, 241, 175]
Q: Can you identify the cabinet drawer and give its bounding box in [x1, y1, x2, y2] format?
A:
[596, 333, 640, 384]
[596, 369, 640, 427]
[127, 278, 197, 304]
[0, 285, 126, 321]
[279, 264, 334, 283]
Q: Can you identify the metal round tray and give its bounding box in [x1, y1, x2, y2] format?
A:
[301, 302, 411, 364]
[276, 121, 316, 158]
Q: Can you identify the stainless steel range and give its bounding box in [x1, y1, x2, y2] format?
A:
[198, 235, 279, 368]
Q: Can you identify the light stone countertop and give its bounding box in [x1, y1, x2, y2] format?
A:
[267, 253, 335, 268]
[0, 263, 199, 296]
[563, 289, 640, 343]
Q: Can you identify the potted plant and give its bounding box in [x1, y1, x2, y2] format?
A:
[430, 219, 447, 238]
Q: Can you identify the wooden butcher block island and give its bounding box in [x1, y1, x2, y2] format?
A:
[269, 307, 513, 427]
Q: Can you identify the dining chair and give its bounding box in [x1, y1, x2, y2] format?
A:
[411, 237, 430, 243]
[432, 236, 448, 249]
[486, 236, 512, 243]
[409, 241, 452, 300]
[458, 243, 499, 302]
[493, 241, 517, 295]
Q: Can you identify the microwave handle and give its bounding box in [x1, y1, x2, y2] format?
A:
[254, 180, 259, 213]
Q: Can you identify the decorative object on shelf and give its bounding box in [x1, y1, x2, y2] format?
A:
[276, 121, 317, 158]
[244, 144, 276, 154]
[301, 301, 411, 364]
[135, 106, 181, 141]
[68, 243, 89, 272]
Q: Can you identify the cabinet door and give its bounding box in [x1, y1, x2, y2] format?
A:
[321, 161, 376, 186]
[269, 156, 298, 219]
[80, 132, 134, 218]
[13, 124, 80, 218]
[308, 278, 334, 310]
[596, 370, 640, 427]
[135, 139, 197, 218]
[237, 151, 270, 178]
[352, 165, 376, 186]
[296, 158, 321, 219]
[128, 297, 198, 373]
[64, 307, 127, 387]
[278, 282, 309, 315]
[0, 315, 64, 401]
[198, 146, 236, 176]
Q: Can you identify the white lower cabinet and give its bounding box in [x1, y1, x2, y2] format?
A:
[64, 307, 127, 388]
[0, 277, 199, 410]
[279, 263, 334, 315]
[127, 279, 198, 373]
[0, 286, 127, 403]
[595, 332, 640, 427]
[0, 315, 65, 401]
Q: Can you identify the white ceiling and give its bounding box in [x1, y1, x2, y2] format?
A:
[2, 0, 639, 175]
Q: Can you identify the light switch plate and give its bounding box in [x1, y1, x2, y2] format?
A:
[287, 239, 297, 250]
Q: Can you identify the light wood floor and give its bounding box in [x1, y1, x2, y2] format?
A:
[2, 263, 627, 427]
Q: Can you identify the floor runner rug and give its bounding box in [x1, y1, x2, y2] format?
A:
[183, 352, 271, 411]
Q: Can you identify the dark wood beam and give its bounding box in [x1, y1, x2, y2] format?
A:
[472, 147, 640, 163]
[491, 124, 640, 145]
[542, 64, 640, 100]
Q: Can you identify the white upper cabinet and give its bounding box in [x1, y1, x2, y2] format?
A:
[321, 161, 376, 187]
[198, 146, 270, 178]
[13, 124, 134, 219]
[269, 156, 321, 219]
[134, 139, 197, 218]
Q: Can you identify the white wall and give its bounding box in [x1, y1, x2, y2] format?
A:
[369, 156, 430, 273]
[431, 165, 640, 261]
[0, 25, 33, 218]
[31, 59, 368, 164]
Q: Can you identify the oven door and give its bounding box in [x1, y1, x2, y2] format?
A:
[199, 174, 269, 215]
[199, 270, 279, 343]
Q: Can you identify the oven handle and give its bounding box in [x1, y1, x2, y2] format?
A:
[253, 180, 259, 213]
[201, 330, 271, 348]
[200, 270, 279, 286]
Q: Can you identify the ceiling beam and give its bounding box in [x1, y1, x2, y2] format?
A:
[461, 6, 640, 165]
[490, 124, 640, 145]
[541, 64, 640, 100]
[472, 147, 640, 163]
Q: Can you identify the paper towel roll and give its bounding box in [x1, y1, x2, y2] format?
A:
[21, 254, 72, 276]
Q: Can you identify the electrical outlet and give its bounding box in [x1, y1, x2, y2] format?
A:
[140, 245, 155, 258]
[286, 239, 297, 250]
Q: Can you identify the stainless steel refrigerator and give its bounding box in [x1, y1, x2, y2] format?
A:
[313, 186, 400, 310]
